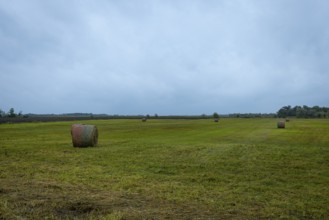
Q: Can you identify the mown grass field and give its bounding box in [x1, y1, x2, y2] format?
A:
[0, 118, 328, 219]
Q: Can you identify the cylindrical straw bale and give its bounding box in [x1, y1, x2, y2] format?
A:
[277, 121, 285, 129]
[142, 118, 147, 122]
[71, 124, 98, 147]
[214, 118, 219, 122]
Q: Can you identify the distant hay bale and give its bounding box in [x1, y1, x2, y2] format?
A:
[71, 124, 98, 147]
[142, 118, 147, 122]
[277, 121, 285, 129]
[214, 118, 219, 122]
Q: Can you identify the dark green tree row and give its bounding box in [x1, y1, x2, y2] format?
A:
[2, 106, 328, 120]
[277, 105, 329, 118]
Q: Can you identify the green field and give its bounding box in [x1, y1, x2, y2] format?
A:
[1, 119, 328, 219]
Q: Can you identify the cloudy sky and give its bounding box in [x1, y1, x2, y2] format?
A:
[1, 0, 328, 115]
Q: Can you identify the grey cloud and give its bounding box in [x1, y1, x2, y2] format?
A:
[1, 0, 328, 114]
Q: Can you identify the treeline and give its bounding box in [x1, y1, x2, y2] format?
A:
[0, 108, 23, 118]
[0, 108, 110, 119]
[228, 113, 276, 118]
[277, 105, 329, 118]
[1, 105, 329, 124]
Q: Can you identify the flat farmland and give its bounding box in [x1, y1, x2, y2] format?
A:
[0, 119, 328, 219]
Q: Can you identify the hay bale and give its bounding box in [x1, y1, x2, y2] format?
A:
[214, 118, 219, 122]
[71, 124, 98, 147]
[142, 118, 147, 122]
[277, 121, 285, 129]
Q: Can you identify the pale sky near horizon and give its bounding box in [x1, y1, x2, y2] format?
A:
[1, 0, 329, 115]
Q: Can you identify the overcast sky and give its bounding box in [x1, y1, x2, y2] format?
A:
[1, 0, 328, 115]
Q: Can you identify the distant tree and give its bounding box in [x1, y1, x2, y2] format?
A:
[154, 114, 158, 118]
[277, 106, 287, 118]
[8, 108, 16, 118]
[0, 109, 5, 117]
[317, 112, 325, 118]
[213, 112, 219, 118]
[277, 105, 293, 118]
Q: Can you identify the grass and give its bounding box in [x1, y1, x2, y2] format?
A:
[0, 118, 329, 219]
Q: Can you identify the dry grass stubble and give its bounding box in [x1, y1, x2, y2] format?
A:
[0, 179, 222, 220]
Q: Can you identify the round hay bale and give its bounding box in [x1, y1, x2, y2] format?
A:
[277, 121, 285, 129]
[214, 118, 219, 122]
[71, 124, 98, 147]
[142, 118, 147, 122]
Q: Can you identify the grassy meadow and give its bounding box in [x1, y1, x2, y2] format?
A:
[0, 118, 328, 219]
